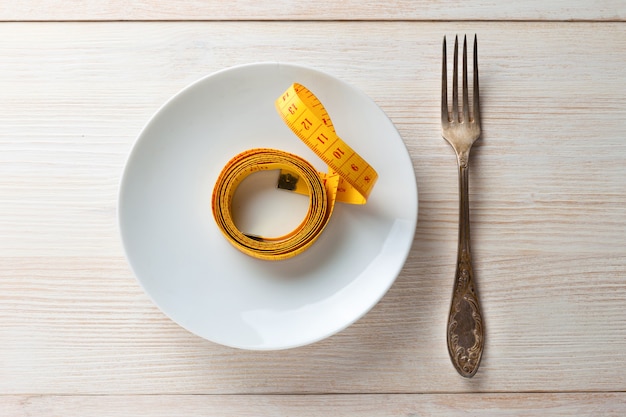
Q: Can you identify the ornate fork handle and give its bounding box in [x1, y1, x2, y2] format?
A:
[447, 153, 484, 378]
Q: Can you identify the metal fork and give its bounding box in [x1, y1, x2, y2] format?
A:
[441, 34, 484, 378]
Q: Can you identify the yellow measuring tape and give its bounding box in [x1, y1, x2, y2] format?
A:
[212, 83, 378, 260]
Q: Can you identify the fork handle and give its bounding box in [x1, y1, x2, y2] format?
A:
[447, 158, 484, 378]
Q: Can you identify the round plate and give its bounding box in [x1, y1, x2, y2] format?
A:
[119, 63, 417, 350]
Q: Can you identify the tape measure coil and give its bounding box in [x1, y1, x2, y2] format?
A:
[212, 83, 378, 261]
[212, 148, 333, 261]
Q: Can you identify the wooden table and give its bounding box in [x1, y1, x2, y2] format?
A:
[2, 2, 625, 415]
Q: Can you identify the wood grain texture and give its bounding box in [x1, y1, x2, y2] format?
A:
[2, 393, 626, 416]
[2, 22, 626, 258]
[1, 0, 625, 21]
[2, 254, 625, 395]
[1, 19, 625, 402]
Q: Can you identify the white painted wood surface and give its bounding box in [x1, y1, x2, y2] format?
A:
[1, 0, 625, 21]
[1, 4, 626, 415]
[2, 394, 625, 416]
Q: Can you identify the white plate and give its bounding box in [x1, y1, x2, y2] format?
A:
[119, 63, 417, 350]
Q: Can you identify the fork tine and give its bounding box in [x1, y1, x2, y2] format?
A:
[473, 34, 480, 125]
[452, 35, 459, 123]
[441, 36, 449, 124]
[462, 35, 470, 123]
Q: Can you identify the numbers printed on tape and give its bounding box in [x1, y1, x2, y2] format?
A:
[212, 83, 378, 261]
[276, 84, 378, 201]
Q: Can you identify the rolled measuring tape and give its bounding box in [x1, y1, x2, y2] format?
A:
[212, 83, 378, 260]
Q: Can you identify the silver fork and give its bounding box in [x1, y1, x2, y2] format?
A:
[441, 34, 484, 378]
